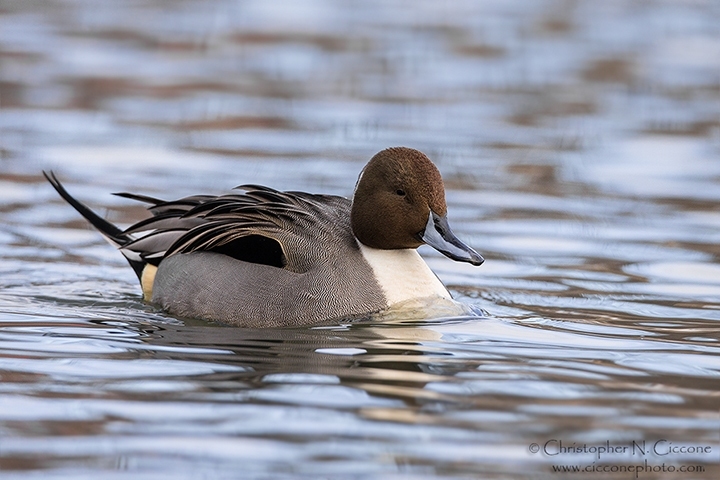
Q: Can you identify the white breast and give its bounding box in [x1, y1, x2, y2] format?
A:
[357, 242, 451, 306]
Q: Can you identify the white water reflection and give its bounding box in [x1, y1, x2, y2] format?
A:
[579, 136, 720, 200]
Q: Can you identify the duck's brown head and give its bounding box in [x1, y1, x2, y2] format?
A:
[351, 147, 484, 266]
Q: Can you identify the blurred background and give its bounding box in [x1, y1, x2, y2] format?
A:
[1, 1, 719, 479]
[2, 0, 718, 191]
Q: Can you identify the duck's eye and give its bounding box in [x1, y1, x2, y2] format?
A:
[395, 189, 406, 196]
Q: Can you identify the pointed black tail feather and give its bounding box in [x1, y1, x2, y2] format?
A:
[113, 191, 166, 205]
[44, 171, 146, 279]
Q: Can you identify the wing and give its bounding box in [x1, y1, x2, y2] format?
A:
[120, 185, 353, 273]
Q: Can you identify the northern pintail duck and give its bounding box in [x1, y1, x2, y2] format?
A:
[45, 147, 483, 326]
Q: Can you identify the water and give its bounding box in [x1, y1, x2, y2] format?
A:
[1, 0, 719, 478]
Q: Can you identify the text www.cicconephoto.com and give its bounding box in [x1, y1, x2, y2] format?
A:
[528, 438, 715, 478]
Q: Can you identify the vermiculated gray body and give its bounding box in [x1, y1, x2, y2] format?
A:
[153, 249, 385, 326]
[145, 191, 387, 326]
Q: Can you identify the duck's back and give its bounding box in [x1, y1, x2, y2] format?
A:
[146, 188, 387, 326]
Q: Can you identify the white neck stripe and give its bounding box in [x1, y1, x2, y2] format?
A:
[357, 242, 451, 306]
